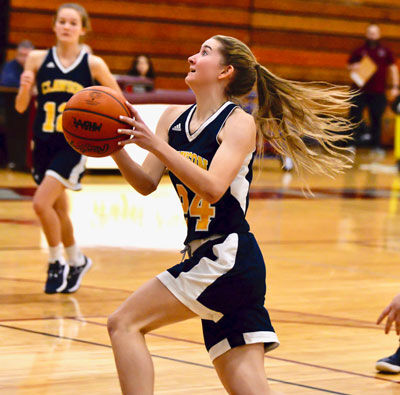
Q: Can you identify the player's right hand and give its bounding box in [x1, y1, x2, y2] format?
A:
[20, 70, 34, 88]
[377, 292, 400, 334]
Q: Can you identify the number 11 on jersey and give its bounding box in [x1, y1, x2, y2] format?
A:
[42, 101, 66, 133]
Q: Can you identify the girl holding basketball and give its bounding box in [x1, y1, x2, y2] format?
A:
[108, 35, 353, 394]
[15, 3, 122, 294]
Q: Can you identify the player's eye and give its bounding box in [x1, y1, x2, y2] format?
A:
[202, 50, 208, 56]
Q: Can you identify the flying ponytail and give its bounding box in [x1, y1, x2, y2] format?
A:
[213, 35, 354, 179]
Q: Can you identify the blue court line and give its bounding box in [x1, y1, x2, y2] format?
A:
[0, 322, 350, 394]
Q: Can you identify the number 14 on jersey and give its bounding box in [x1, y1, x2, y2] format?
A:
[176, 184, 215, 231]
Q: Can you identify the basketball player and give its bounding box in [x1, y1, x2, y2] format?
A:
[107, 36, 353, 394]
[15, 3, 122, 294]
[376, 292, 400, 373]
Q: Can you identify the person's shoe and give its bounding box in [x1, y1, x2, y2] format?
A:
[44, 261, 69, 294]
[61, 256, 92, 294]
[376, 348, 400, 373]
[282, 156, 294, 172]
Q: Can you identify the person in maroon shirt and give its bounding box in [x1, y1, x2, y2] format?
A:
[348, 24, 399, 155]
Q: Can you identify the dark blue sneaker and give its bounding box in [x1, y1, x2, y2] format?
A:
[61, 256, 92, 293]
[44, 261, 69, 294]
[376, 348, 400, 373]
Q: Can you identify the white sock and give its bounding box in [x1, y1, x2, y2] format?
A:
[65, 244, 85, 267]
[49, 245, 65, 264]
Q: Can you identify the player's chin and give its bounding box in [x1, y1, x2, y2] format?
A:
[57, 35, 79, 44]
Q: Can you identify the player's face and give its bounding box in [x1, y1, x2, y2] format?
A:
[186, 39, 227, 87]
[53, 8, 85, 44]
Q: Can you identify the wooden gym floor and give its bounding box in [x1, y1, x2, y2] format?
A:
[1, 150, 400, 394]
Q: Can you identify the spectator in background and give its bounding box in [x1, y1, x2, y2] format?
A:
[0, 40, 34, 87]
[127, 54, 155, 92]
[348, 24, 399, 157]
[128, 54, 155, 79]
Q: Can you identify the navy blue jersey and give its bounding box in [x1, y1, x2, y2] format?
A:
[34, 47, 93, 142]
[168, 101, 255, 245]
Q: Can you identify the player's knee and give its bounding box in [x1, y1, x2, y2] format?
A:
[32, 198, 47, 216]
[107, 309, 142, 337]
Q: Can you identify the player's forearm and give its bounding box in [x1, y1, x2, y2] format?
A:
[153, 140, 223, 204]
[15, 87, 32, 113]
[111, 149, 157, 195]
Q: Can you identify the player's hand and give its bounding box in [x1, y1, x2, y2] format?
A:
[20, 70, 34, 89]
[377, 293, 400, 334]
[389, 87, 400, 101]
[117, 101, 162, 152]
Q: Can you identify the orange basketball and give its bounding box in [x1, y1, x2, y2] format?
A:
[62, 86, 131, 157]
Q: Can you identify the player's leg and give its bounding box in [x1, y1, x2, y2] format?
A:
[53, 190, 92, 293]
[32, 174, 65, 247]
[213, 343, 279, 395]
[107, 277, 196, 395]
[32, 174, 70, 293]
[53, 190, 75, 247]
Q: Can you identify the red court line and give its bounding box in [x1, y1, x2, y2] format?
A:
[269, 308, 379, 327]
[0, 218, 39, 226]
[71, 317, 400, 385]
[0, 315, 108, 323]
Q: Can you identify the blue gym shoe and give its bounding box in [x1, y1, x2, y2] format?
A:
[61, 256, 92, 293]
[376, 348, 400, 373]
[44, 261, 69, 294]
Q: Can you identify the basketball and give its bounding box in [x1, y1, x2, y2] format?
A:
[62, 86, 131, 157]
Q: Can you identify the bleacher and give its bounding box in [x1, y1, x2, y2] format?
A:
[4, 0, 400, 144]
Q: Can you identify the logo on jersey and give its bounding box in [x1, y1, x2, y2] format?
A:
[46, 62, 56, 68]
[73, 117, 102, 132]
[179, 151, 208, 170]
[171, 123, 182, 132]
[85, 91, 102, 106]
[41, 79, 84, 95]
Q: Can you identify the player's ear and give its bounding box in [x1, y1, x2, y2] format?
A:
[218, 65, 234, 81]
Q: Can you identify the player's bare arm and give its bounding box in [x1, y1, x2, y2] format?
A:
[15, 50, 47, 113]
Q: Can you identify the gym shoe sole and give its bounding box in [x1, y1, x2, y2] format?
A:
[376, 361, 400, 373]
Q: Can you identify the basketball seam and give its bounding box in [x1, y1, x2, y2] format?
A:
[63, 127, 126, 142]
[63, 107, 130, 124]
[79, 88, 130, 116]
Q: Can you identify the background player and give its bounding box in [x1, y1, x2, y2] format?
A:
[106, 35, 353, 394]
[15, 3, 122, 294]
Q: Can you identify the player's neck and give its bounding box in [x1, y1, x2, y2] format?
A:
[193, 89, 227, 122]
[55, 42, 82, 61]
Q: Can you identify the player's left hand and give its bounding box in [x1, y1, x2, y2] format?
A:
[117, 101, 162, 152]
[377, 292, 400, 334]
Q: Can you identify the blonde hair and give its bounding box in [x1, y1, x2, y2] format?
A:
[54, 3, 91, 33]
[213, 35, 354, 179]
